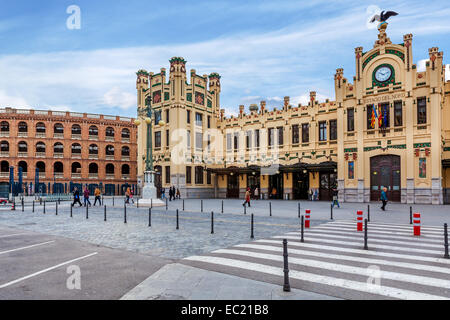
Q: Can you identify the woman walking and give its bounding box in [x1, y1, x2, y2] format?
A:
[380, 187, 388, 211]
[83, 187, 91, 207]
[243, 187, 251, 207]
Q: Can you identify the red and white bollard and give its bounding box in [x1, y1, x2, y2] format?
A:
[357, 211, 363, 231]
[413, 213, 421, 236]
[305, 209, 311, 228]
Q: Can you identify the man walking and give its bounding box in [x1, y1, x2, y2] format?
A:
[331, 187, 340, 208]
[83, 187, 91, 207]
[72, 187, 82, 207]
[380, 187, 388, 211]
[93, 187, 101, 206]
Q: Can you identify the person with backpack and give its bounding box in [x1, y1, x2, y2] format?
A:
[83, 187, 91, 207]
[72, 187, 82, 207]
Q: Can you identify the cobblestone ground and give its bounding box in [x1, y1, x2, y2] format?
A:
[0, 202, 313, 259]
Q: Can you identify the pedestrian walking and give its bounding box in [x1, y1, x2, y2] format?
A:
[161, 187, 166, 200]
[331, 187, 340, 208]
[176, 188, 180, 199]
[93, 187, 101, 206]
[172, 186, 176, 200]
[380, 187, 388, 211]
[243, 187, 251, 207]
[169, 187, 173, 201]
[125, 187, 130, 204]
[254, 187, 259, 200]
[83, 187, 91, 207]
[72, 187, 82, 207]
[130, 188, 135, 204]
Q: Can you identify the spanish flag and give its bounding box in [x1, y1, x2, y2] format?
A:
[378, 104, 383, 127]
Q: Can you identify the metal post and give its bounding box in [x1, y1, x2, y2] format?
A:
[269, 202, 272, 217]
[364, 219, 368, 250]
[40, 198, 42, 205]
[410, 206, 412, 225]
[298, 203, 300, 218]
[251, 214, 254, 239]
[221, 200, 223, 214]
[43, 200, 45, 214]
[137, 198, 139, 208]
[176, 209, 179, 230]
[182, 199, 185, 211]
[22, 198, 24, 212]
[282, 239, 291, 292]
[211, 211, 214, 234]
[244, 204, 246, 215]
[86, 204, 88, 219]
[32, 201, 34, 213]
[444, 223, 449, 259]
[201, 199, 203, 213]
[56, 201, 58, 215]
[151, 198, 153, 209]
[113, 196, 115, 207]
[58, 198, 61, 205]
[148, 208, 151, 227]
[124, 203, 127, 223]
[301, 215, 304, 243]
[330, 203, 333, 220]
[166, 198, 168, 211]
[367, 205, 370, 222]
[104, 205, 107, 222]
[70, 203, 73, 218]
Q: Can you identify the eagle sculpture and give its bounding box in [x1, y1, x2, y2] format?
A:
[370, 10, 398, 23]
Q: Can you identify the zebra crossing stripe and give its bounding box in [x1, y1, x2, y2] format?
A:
[299, 227, 443, 243]
[285, 231, 443, 249]
[234, 243, 450, 274]
[331, 222, 443, 234]
[334, 220, 444, 231]
[184, 255, 448, 300]
[254, 239, 450, 264]
[311, 225, 442, 239]
[212, 248, 450, 290]
[272, 235, 443, 255]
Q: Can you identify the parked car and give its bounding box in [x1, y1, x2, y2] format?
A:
[0, 198, 8, 205]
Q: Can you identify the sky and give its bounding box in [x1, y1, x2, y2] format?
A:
[0, 0, 449, 117]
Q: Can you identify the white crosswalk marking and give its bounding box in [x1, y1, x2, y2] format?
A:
[182, 220, 450, 300]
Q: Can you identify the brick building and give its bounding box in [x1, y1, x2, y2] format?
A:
[0, 107, 137, 197]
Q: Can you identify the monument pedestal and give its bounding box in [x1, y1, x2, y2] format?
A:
[138, 171, 165, 207]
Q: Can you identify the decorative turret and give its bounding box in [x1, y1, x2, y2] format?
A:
[220, 109, 225, 122]
[260, 101, 266, 113]
[239, 105, 245, 118]
[169, 57, 187, 101]
[355, 47, 363, 82]
[249, 104, 258, 112]
[169, 57, 187, 73]
[309, 92, 316, 106]
[284, 96, 290, 111]
[374, 22, 392, 48]
[403, 34, 413, 71]
[334, 68, 345, 104]
[136, 69, 149, 108]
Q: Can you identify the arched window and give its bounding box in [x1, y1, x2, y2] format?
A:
[18, 122, 28, 133]
[36, 142, 46, 153]
[36, 122, 46, 133]
[89, 125, 98, 136]
[1, 160, 9, 172]
[18, 141, 28, 153]
[71, 162, 81, 173]
[54, 123, 64, 134]
[72, 124, 81, 135]
[106, 163, 115, 175]
[18, 161, 28, 173]
[0, 121, 9, 132]
[89, 163, 98, 174]
[71, 143, 81, 154]
[54, 162, 64, 173]
[121, 164, 130, 175]
[89, 144, 98, 154]
[54, 143, 63, 154]
[121, 146, 130, 156]
[106, 145, 115, 155]
[0, 141, 9, 152]
[106, 127, 115, 137]
[122, 128, 130, 139]
[36, 161, 46, 173]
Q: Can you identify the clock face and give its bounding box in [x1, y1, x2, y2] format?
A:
[375, 66, 392, 82]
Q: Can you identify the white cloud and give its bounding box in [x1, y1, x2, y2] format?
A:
[0, 90, 28, 108]
[104, 86, 136, 110]
[417, 59, 429, 72]
[446, 65, 450, 81]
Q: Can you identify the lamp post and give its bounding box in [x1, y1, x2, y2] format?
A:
[134, 89, 165, 207]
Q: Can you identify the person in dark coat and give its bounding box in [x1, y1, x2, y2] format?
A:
[72, 187, 82, 207]
[380, 187, 388, 211]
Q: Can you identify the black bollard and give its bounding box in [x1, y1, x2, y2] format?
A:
[410, 206, 412, 225]
[211, 211, 214, 234]
[182, 199, 185, 211]
[70, 204, 73, 218]
[148, 208, 152, 227]
[251, 214, 254, 239]
[56, 202, 58, 215]
[113, 196, 115, 207]
[201, 200, 203, 213]
[364, 219, 368, 250]
[40, 198, 42, 205]
[43, 200, 46, 214]
[12, 200, 15, 211]
[330, 203, 333, 220]
[367, 205, 370, 222]
[32, 201, 35, 213]
[137, 199, 139, 208]
[176, 209, 179, 230]
[22, 198, 24, 212]
[298, 203, 300, 218]
[244, 204, 247, 215]
[58, 198, 61, 205]
[221, 200, 223, 214]
[104, 205, 107, 222]
[124, 203, 127, 223]
[101, 196, 103, 206]
[166, 198, 168, 211]
[151, 198, 153, 209]
[282, 239, 291, 292]
[269, 202, 272, 217]
[301, 215, 304, 243]
[444, 223, 449, 259]
[86, 204, 88, 219]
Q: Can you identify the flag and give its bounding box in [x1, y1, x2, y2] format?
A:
[378, 104, 383, 127]
[371, 104, 377, 129]
[383, 106, 388, 128]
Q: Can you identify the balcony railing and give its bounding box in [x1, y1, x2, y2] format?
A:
[35, 152, 46, 158]
[54, 133, 64, 139]
[0, 132, 10, 137]
[106, 174, 115, 180]
[105, 136, 115, 142]
[54, 173, 64, 179]
[89, 135, 98, 141]
[39, 173, 46, 179]
[18, 152, 28, 158]
[122, 137, 130, 143]
[35, 132, 46, 138]
[122, 174, 130, 180]
[54, 153, 63, 158]
[0, 151, 9, 157]
[18, 132, 28, 138]
[72, 153, 81, 159]
[88, 154, 98, 159]
[0, 172, 9, 178]
[72, 173, 81, 179]
[72, 134, 81, 140]
[105, 155, 115, 161]
[89, 174, 99, 179]
[121, 156, 130, 161]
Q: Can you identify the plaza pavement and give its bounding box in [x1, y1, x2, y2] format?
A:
[0, 198, 448, 299]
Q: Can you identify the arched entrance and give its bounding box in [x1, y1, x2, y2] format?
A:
[370, 155, 401, 202]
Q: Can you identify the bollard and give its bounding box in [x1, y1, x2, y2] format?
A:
[40, 198, 42, 205]
[166, 198, 168, 211]
[113, 196, 115, 207]
[444, 223, 449, 259]
[43, 200, 46, 214]
[148, 208, 152, 227]
[330, 203, 333, 220]
[124, 203, 127, 224]
[151, 198, 153, 209]
[269, 202, 272, 217]
[250, 214, 254, 239]
[56, 202, 58, 216]
[298, 203, 300, 218]
[357, 211, 363, 231]
[182, 199, 185, 211]
[58, 198, 61, 205]
[137, 199, 139, 208]
[104, 205, 107, 222]
[364, 219, 368, 250]
[211, 211, 214, 234]
[11, 201, 15, 211]
[244, 204, 247, 215]
[282, 239, 291, 292]
[413, 213, 421, 236]
[22, 198, 24, 212]
[101, 196, 103, 206]
[86, 204, 88, 219]
[70, 204, 73, 218]
[221, 200, 224, 214]
[176, 209, 179, 230]
[410, 207, 412, 225]
[301, 215, 304, 243]
[367, 205, 370, 222]
[201, 200, 203, 213]
[32, 201, 35, 213]
[305, 209, 311, 228]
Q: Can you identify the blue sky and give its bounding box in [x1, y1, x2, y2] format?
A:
[0, 0, 449, 116]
